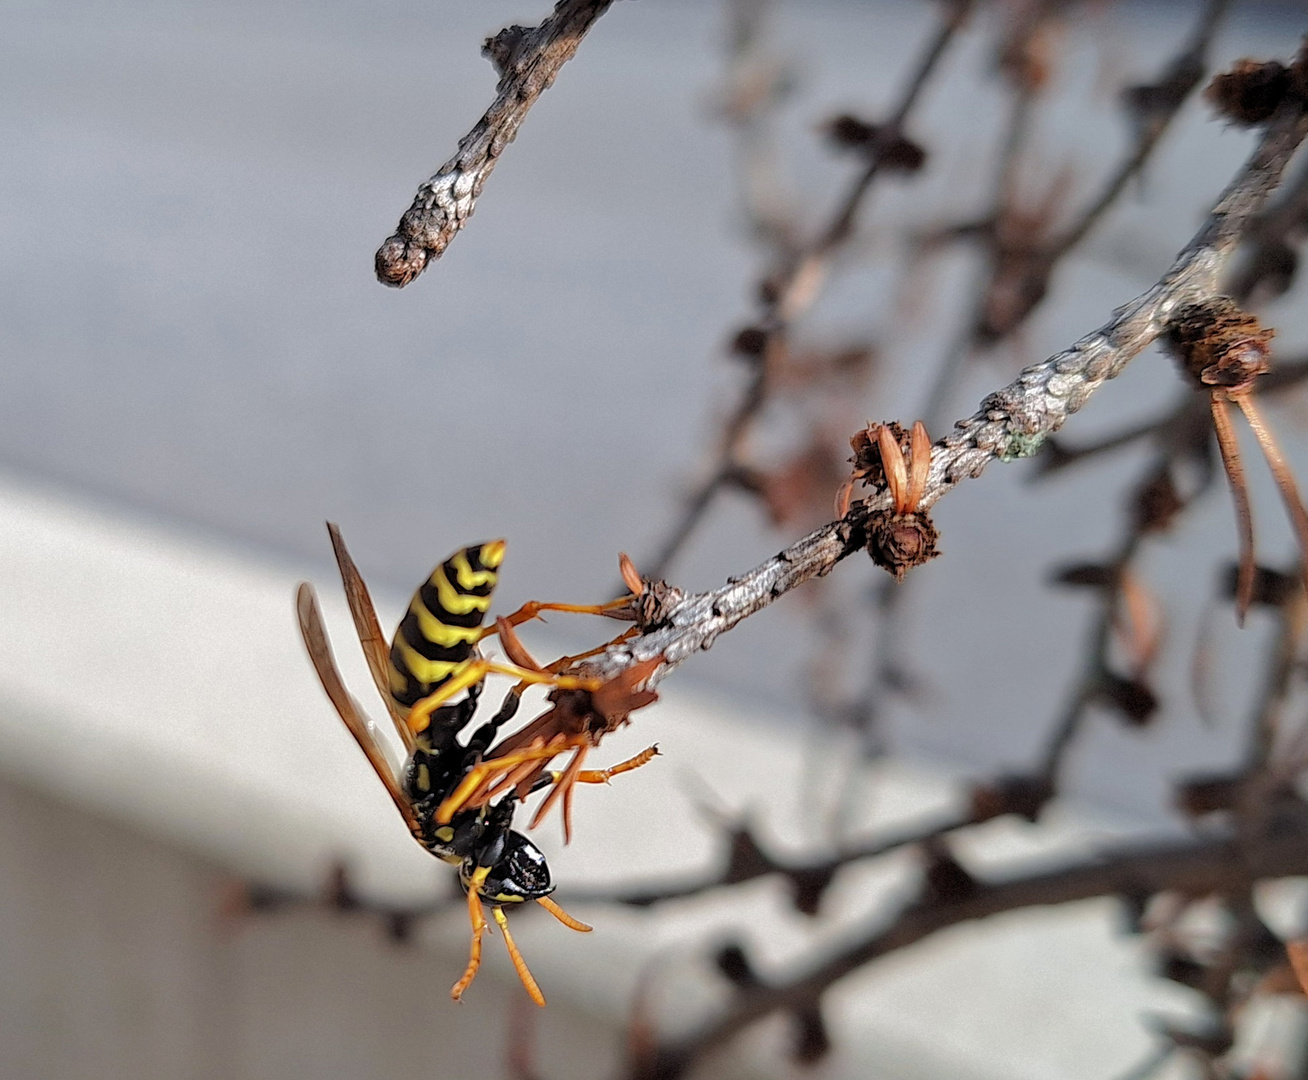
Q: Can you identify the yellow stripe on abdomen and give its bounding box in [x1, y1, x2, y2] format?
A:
[393, 636, 465, 686]
[409, 597, 483, 648]
[449, 550, 498, 590]
[430, 565, 492, 616]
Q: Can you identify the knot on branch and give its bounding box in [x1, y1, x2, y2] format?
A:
[1205, 41, 1308, 128]
[483, 25, 531, 78]
[1166, 297, 1274, 393]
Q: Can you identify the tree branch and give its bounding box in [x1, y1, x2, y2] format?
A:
[375, 0, 615, 287]
[592, 106, 1308, 688]
[636, 824, 1308, 1079]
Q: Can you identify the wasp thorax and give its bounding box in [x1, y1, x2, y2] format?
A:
[866, 508, 940, 581]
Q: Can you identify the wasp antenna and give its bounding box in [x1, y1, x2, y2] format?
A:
[1234, 394, 1308, 604]
[537, 895, 593, 932]
[618, 552, 645, 598]
[877, 425, 910, 514]
[1210, 397, 1256, 626]
[907, 421, 932, 514]
[491, 907, 545, 1007]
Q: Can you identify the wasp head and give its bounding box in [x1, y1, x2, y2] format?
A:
[461, 829, 554, 904]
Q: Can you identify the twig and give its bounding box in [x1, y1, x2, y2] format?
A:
[633, 826, 1308, 1079]
[643, 1, 969, 580]
[593, 106, 1308, 689]
[375, 0, 615, 287]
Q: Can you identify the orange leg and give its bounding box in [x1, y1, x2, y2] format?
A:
[570, 745, 660, 785]
[492, 906, 546, 1007]
[529, 745, 663, 842]
[450, 866, 491, 1003]
[436, 735, 591, 824]
[406, 660, 603, 736]
[537, 895, 592, 933]
[476, 596, 635, 643]
[530, 745, 590, 840]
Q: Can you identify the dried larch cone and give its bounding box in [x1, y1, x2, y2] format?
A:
[1165, 298, 1308, 624]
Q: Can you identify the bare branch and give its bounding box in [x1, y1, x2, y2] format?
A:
[375, 0, 615, 287]
[635, 825, 1308, 1078]
[593, 107, 1308, 688]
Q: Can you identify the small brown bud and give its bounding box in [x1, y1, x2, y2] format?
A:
[1092, 672, 1158, 726]
[1165, 297, 1274, 394]
[970, 775, 1054, 823]
[1176, 773, 1243, 818]
[849, 420, 907, 483]
[1206, 59, 1295, 126]
[731, 325, 769, 358]
[1132, 466, 1185, 533]
[824, 116, 927, 172]
[825, 113, 877, 149]
[1051, 563, 1117, 590]
[866, 508, 940, 581]
[1220, 563, 1297, 609]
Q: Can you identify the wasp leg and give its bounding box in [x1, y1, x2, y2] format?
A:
[485, 736, 560, 803]
[492, 906, 546, 1007]
[538, 628, 640, 676]
[530, 745, 590, 840]
[436, 735, 592, 825]
[450, 866, 491, 1003]
[477, 596, 636, 643]
[461, 685, 524, 760]
[537, 895, 592, 932]
[568, 745, 660, 785]
[406, 660, 604, 736]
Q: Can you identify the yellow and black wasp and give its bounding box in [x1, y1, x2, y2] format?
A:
[296, 524, 658, 1005]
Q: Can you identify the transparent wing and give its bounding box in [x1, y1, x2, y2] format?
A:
[296, 581, 418, 833]
[326, 522, 416, 754]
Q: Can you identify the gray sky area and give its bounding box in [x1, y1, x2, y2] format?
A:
[3, 0, 1307, 819]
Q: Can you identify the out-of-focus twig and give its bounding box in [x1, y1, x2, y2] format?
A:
[629, 826, 1308, 1079]
[643, 1, 971, 580]
[375, 0, 615, 287]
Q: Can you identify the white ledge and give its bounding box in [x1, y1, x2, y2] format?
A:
[0, 469, 1189, 1080]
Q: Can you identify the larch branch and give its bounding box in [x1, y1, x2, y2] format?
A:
[590, 105, 1308, 688]
[375, 0, 615, 287]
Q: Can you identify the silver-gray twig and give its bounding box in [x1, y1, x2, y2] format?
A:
[375, 0, 614, 287]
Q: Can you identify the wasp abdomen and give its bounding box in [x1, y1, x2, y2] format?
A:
[388, 541, 506, 709]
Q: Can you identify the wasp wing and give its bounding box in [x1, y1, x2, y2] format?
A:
[326, 522, 416, 754]
[296, 581, 419, 833]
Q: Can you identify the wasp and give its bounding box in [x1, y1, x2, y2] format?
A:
[296, 524, 658, 1006]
